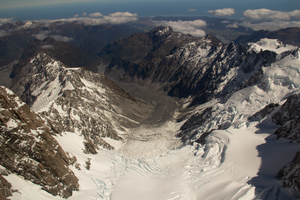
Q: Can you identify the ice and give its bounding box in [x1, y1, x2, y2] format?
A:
[7, 122, 300, 200]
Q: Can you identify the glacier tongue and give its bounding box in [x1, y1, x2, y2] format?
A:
[54, 125, 289, 200]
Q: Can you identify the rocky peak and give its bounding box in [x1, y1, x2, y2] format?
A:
[10, 37, 101, 80]
[149, 26, 173, 37]
[204, 34, 222, 46]
[10, 52, 152, 153]
[277, 151, 300, 197]
[0, 86, 79, 198]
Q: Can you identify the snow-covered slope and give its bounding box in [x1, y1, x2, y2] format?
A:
[10, 53, 153, 152]
[176, 38, 300, 198]
[178, 39, 300, 144]
[3, 34, 300, 200]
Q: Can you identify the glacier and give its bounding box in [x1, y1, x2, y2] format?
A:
[2, 37, 300, 200]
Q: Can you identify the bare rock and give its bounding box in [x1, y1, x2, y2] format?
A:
[0, 86, 79, 198]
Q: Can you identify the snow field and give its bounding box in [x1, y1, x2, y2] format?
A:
[5, 122, 274, 200]
[250, 38, 298, 54]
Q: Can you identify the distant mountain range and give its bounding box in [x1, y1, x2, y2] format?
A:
[234, 27, 300, 46]
[0, 20, 141, 68]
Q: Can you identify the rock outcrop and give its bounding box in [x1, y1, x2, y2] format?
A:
[10, 53, 152, 152]
[0, 86, 79, 198]
[277, 151, 300, 197]
[0, 173, 13, 200]
[272, 93, 300, 142]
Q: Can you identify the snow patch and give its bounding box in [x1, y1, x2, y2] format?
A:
[6, 118, 18, 129]
[4, 87, 15, 95]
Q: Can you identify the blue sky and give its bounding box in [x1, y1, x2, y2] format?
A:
[0, 0, 298, 20]
[1, 0, 299, 11]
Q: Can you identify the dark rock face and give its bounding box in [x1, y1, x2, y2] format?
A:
[0, 21, 36, 67]
[271, 93, 300, 195]
[272, 93, 300, 125]
[101, 27, 281, 107]
[0, 21, 139, 69]
[10, 37, 102, 81]
[101, 26, 201, 81]
[0, 173, 13, 200]
[277, 151, 300, 197]
[0, 86, 79, 198]
[272, 93, 300, 142]
[274, 117, 300, 143]
[176, 107, 213, 145]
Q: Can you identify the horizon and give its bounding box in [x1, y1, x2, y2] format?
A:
[0, 0, 299, 20]
[0, 0, 300, 39]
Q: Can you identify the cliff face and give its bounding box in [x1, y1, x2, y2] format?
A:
[277, 151, 300, 197]
[0, 172, 13, 200]
[270, 93, 300, 195]
[101, 27, 284, 107]
[0, 86, 79, 198]
[272, 93, 300, 142]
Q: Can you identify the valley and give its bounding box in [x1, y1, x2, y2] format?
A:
[0, 21, 300, 200]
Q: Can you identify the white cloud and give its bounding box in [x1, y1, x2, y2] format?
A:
[243, 9, 300, 20]
[226, 23, 239, 28]
[0, 17, 15, 25]
[89, 12, 103, 18]
[221, 20, 230, 24]
[83, 12, 87, 16]
[37, 12, 138, 26]
[50, 35, 73, 42]
[152, 20, 206, 37]
[239, 20, 300, 31]
[32, 30, 73, 42]
[41, 45, 54, 49]
[23, 21, 33, 28]
[102, 12, 138, 24]
[207, 8, 235, 16]
[188, 9, 196, 12]
[74, 14, 79, 18]
[0, 30, 10, 38]
[108, 12, 137, 17]
[32, 30, 51, 40]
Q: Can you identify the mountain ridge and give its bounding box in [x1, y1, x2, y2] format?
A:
[234, 27, 300, 46]
[0, 86, 79, 198]
[1, 26, 300, 199]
